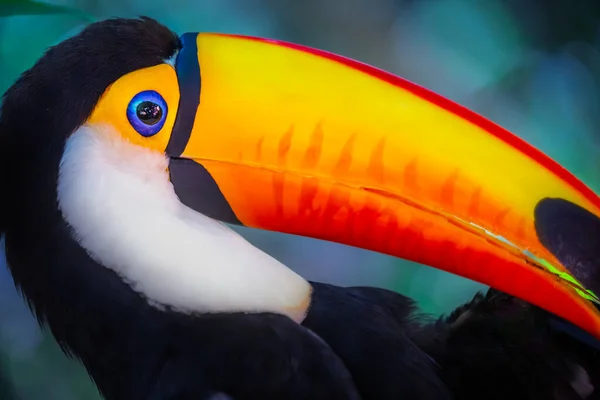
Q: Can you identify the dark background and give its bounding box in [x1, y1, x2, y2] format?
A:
[1, 1, 599, 398]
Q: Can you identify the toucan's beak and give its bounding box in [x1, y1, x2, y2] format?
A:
[167, 32, 600, 338]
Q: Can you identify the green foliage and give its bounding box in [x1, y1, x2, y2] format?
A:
[0, 0, 94, 20]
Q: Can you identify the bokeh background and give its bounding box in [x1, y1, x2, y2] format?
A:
[1, 0, 600, 398]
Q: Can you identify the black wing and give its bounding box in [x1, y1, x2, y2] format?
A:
[146, 312, 362, 400]
[303, 282, 452, 400]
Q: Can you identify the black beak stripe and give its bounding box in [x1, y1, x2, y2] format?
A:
[166, 32, 241, 226]
[166, 32, 201, 157]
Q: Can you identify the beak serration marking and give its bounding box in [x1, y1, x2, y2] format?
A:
[403, 158, 420, 193]
[333, 133, 356, 177]
[367, 138, 386, 184]
[440, 169, 460, 209]
[272, 125, 295, 220]
[301, 122, 324, 169]
[278, 125, 294, 165]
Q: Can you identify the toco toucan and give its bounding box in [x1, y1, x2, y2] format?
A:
[1, 17, 600, 400]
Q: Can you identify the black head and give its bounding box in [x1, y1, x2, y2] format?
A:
[0, 16, 179, 235]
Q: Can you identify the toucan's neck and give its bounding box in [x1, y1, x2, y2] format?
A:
[57, 124, 311, 321]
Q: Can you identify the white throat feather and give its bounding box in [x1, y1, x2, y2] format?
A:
[57, 124, 311, 322]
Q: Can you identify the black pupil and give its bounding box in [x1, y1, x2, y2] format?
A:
[136, 101, 162, 125]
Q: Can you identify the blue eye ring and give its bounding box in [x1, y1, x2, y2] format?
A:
[126, 90, 168, 137]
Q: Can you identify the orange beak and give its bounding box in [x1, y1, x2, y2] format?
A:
[168, 32, 600, 339]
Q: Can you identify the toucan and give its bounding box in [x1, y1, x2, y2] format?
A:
[1, 16, 600, 400]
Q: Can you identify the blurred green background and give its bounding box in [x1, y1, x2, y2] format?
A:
[1, 0, 600, 398]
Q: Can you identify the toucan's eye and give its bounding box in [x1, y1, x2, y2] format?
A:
[126, 90, 168, 137]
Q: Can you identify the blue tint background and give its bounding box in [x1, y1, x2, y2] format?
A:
[1, 1, 599, 398]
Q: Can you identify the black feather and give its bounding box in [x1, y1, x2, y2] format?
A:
[304, 282, 451, 399]
[415, 288, 600, 399]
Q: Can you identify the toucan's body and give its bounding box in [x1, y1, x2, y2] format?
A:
[1, 16, 600, 400]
